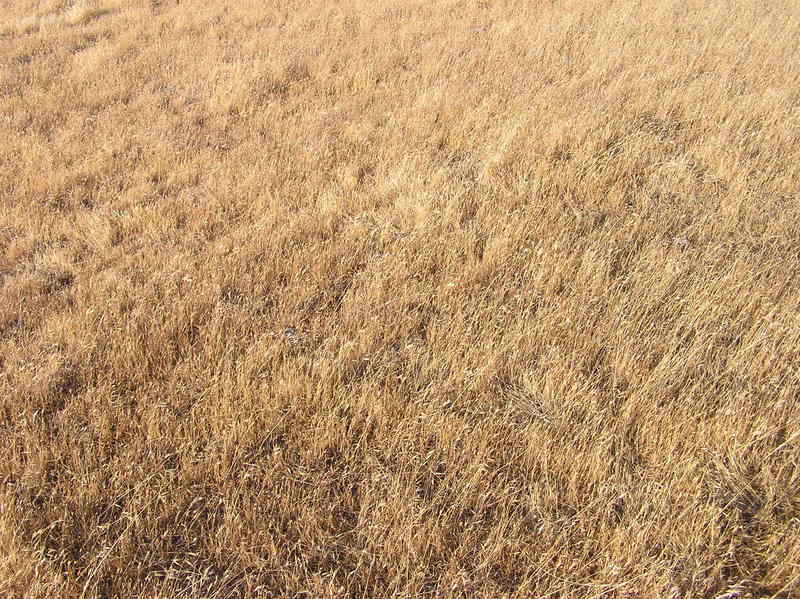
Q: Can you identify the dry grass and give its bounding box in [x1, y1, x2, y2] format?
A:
[1, 0, 800, 597]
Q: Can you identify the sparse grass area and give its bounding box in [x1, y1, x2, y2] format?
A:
[1, 0, 800, 597]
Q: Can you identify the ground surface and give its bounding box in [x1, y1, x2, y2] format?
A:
[1, 1, 800, 597]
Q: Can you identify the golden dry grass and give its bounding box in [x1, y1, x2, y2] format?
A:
[1, 0, 800, 597]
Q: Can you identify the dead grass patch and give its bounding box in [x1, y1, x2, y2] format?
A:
[2, 0, 800, 597]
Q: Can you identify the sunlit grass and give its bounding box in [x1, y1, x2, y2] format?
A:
[1, 0, 799, 597]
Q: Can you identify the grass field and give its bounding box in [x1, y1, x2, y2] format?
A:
[2, 0, 800, 597]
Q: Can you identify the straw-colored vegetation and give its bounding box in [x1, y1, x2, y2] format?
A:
[2, 0, 799, 597]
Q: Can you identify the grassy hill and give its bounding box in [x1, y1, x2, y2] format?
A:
[1, 0, 799, 597]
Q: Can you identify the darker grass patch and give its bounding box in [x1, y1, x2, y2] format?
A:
[39, 269, 75, 294]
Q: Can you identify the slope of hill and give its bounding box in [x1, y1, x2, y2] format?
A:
[1, 0, 799, 597]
